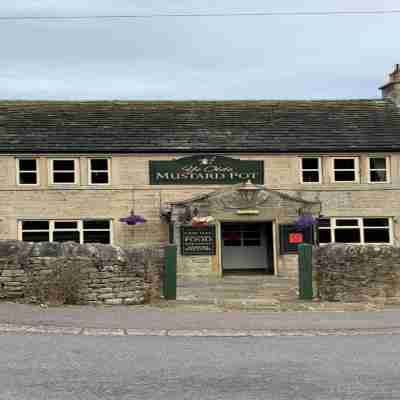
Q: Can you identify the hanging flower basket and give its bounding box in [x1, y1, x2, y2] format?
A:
[191, 216, 215, 227]
[119, 211, 146, 225]
[294, 213, 317, 231]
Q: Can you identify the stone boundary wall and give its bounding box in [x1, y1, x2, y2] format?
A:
[0, 241, 165, 305]
[313, 244, 400, 303]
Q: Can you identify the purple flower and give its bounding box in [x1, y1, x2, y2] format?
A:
[295, 213, 317, 230]
[120, 212, 146, 225]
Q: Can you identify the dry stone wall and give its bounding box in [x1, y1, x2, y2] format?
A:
[313, 244, 400, 303]
[0, 240, 164, 305]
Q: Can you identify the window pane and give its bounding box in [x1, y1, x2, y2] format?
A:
[302, 158, 319, 169]
[336, 219, 359, 227]
[83, 231, 110, 244]
[53, 231, 80, 243]
[363, 218, 389, 227]
[334, 159, 355, 169]
[224, 240, 241, 246]
[22, 231, 50, 242]
[364, 229, 390, 243]
[243, 231, 260, 240]
[83, 220, 110, 230]
[334, 171, 355, 182]
[369, 158, 386, 170]
[335, 228, 361, 243]
[222, 224, 241, 231]
[22, 220, 49, 230]
[318, 219, 331, 228]
[90, 159, 108, 170]
[318, 229, 331, 243]
[91, 172, 109, 184]
[19, 159, 37, 171]
[19, 172, 37, 184]
[53, 160, 74, 170]
[53, 172, 75, 183]
[223, 229, 241, 246]
[54, 221, 78, 229]
[302, 171, 319, 183]
[370, 170, 387, 182]
[243, 239, 261, 246]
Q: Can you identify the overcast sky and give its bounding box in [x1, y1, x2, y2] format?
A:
[0, 0, 399, 100]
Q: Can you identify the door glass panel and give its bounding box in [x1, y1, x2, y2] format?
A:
[223, 230, 241, 246]
[243, 230, 261, 246]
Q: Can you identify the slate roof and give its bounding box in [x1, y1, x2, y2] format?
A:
[0, 99, 400, 153]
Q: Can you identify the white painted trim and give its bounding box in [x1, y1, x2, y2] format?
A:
[218, 219, 276, 274]
[48, 158, 79, 185]
[318, 217, 393, 245]
[330, 157, 360, 183]
[367, 156, 390, 184]
[16, 158, 40, 186]
[272, 220, 278, 276]
[18, 218, 112, 244]
[88, 157, 111, 186]
[216, 221, 223, 277]
[299, 156, 321, 184]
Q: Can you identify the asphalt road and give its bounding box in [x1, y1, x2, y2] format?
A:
[1, 334, 400, 399]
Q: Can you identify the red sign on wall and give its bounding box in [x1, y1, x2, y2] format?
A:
[289, 232, 304, 244]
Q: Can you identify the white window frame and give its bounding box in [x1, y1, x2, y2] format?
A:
[19, 220, 50, 242]
[16, 158, 39, 186]
[19, 219, 112, 244]
[367, 156, 390, 184]
[331, 157, 359, 183]
[82, 220, 113, 244]
[300, 157, 321, 184]
[52, 220, 81, 242]
[49, 159, 78, 185]
[318, 217, 393, 245]
[88, 158, 111, 186]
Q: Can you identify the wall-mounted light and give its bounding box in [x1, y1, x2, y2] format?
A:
[237, 180, 262, 203]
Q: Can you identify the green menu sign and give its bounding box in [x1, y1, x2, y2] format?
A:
[150, 155, 264, 185]
[181, 226, 216, 256]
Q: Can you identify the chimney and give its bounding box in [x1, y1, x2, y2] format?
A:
[380, 64, 400, 105]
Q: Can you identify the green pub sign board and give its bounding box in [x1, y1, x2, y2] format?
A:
[150, 155, 264, 185]
[181, 226, 216, 256]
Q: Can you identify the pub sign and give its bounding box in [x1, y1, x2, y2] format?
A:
[150, 155, 264, 185]
[181, 225, 216, 256]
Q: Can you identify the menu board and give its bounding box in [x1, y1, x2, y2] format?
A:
[181, 226, 216, 256]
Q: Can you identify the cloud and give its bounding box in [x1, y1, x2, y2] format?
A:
[0, 0, 398, 99]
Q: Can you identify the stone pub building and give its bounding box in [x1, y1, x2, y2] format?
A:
[1, 66, 400, 278]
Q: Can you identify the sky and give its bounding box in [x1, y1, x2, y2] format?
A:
[0, 0, 399, 100]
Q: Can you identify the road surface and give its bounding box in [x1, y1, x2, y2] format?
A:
[0, 333, 399, 399]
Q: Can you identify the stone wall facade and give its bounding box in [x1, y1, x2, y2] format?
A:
[313, 244, 400, 303]
[0, 240, 164, 305]
[2, 152, 400, 278]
